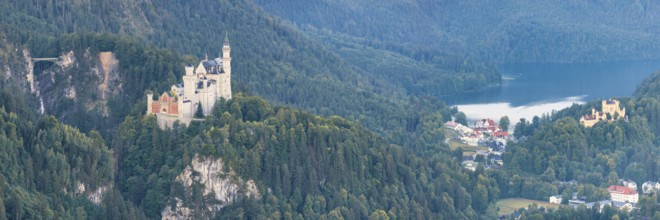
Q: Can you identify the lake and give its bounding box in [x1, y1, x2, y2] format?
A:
[443, 60, 660, 121]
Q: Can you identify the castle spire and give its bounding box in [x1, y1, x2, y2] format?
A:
[223, 33, 230, 47]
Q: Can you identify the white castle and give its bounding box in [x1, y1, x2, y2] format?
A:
[146, 35, 232, 128]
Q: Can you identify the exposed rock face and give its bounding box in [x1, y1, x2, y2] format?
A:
[76, 182, 109, 205]
[23, 49, 36, 93]
[98, 51, 119, 102]
[58, 50, 75, 68]
[88, 185, 109, 205]
[162, 155, 260, 220]
[21, 48, 47, 114]
[27, 49, 123, 119]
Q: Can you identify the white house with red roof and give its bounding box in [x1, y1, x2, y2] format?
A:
[461, 130, 482, 146]
[444, 121, 459, 129]
[474, 118, 501, 134]
[608, 185, 638, 203]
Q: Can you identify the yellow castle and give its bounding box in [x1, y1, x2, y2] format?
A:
[579, 99, 626, 127]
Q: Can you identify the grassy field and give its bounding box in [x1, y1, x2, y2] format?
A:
[448, 140, 489, 152]
[496, 198, 561, 216]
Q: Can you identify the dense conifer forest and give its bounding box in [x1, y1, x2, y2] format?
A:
[1, 0, 660, 219]
[254, 0, 660, 63]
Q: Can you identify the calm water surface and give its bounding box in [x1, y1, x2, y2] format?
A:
[444, 60, 660, 121]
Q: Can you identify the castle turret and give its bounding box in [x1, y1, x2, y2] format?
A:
[146, 91, 154, 115]
[185, 62, 194, 76]
[223, 33, 231, 59]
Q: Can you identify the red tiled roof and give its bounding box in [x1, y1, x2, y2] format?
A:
[608, 185, 637, 195]
[493, 131, 508, 137]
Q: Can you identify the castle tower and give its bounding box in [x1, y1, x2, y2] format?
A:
[220, 33, 232, 100]
[185, 62, 194, 76]
[146, 91, 154, 115]
[182, 62, 198, 118]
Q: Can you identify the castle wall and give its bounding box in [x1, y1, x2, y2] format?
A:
[180, 102, 192, 119]
[156, 113, 193, 128]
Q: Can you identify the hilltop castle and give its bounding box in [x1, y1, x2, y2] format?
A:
[579, 99, 626, 128]
[146, 35, 232, 128]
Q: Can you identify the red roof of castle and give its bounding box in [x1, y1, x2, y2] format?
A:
[608, 185, 637, 195]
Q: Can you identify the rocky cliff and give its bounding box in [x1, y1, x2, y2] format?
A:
[0, 42, 128, 135]
[162, 155, 260, 220]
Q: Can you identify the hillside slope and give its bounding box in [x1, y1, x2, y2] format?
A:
[0, 0, 497, 142]
[113, 94, 500, 219]
[255, 0, 660, 63]
[0, 101, 144, 219]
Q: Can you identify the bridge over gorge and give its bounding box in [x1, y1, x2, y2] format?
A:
[32, 57, 59, 62]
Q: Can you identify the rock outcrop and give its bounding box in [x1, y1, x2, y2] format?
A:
[76, 182, 110, 206]
[162, 155, 260, 220]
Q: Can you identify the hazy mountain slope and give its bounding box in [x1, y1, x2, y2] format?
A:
[254, 0, 660, 63]
[0, 0, 497, 141]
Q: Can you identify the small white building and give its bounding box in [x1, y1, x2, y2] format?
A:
[585, 200, 612, 211]
[549, 195, 562, 204]
[621, 179, 637, 190]
[642, 181, 660, 194]
[461, 131, 481, 146]
[612, 201, 634, 212]
[456, 124, 474, 135]
[462, 161, 478, 171]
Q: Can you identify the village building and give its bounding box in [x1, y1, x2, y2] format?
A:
[584, 200, 611, 211]
[492, 131, 509, 139]
[608, 185, 638, 203]
[621, 179, 637, 190]
[642, 181, 660, 194]
[474, 118, 499, 133]
[580, 99, 626, 127]
[147, 35, 233, 128]
[461, 130, 482, 146]
[444, 121, 458, 129]
[549, 195, 562, 204]
[462, 160, 478, 171]
[611, 201, 635, 212]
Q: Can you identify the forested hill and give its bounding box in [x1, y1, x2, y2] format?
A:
[113, 94, 500, 219]
[0, 1, 503, 217]
[0, 0, 498, 140]
[254, 0, 660, 63]
[486, 71, 660, 218]
[0, 79, 145, 219]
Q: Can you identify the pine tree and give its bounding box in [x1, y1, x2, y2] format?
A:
[195, 104, 204, 118]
